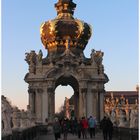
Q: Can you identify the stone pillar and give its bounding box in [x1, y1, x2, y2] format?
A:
[50, 93, 55, 118]
[74, 92, 79, 118]
[35, 88, 43, 122]
[79, 82, 87, 118]
[78, 92, 83, 118]
[81, 88, 87, 117]
[28, 87, 36, 114]
[42, 88, 49, 123]
[47, 88, 54, 121]
[28, 88, 35, 114]
[92, 89, 98, 120]
[99, 91, 105, 120]
[86, 89, 93, 118]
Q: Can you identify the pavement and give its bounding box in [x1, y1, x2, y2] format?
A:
[36, 132, 118, 140]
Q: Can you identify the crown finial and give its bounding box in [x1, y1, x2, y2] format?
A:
[55, 0, 76, 17]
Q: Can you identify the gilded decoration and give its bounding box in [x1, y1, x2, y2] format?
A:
[40, 0, 92, 53]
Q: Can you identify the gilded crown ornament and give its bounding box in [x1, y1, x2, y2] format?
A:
[40, 0, 92, 56]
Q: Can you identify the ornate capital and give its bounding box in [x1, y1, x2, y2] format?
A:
[36, 88, 43, 93]
[80, 88, 87, 93]
[47, 80, 55, 88]
[79, 80, 87, 89]
[91, 89, 98, 93]
[28, 88, 35, 94]
[47, 88, 54, 93]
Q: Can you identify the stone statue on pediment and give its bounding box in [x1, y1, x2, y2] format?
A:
[37, 50, 43, 62]
[25, 51, 37, 65]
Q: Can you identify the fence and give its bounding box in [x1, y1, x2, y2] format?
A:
[113, 127, 138, 140]
[2, 125, 48, 140]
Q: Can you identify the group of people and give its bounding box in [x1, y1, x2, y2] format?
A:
[53, 116, 96, 140]
[53, 115, 113, 140]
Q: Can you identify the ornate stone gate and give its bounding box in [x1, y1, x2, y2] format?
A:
[24, 0, 108, 123]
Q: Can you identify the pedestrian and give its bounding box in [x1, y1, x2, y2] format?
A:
[53, 118, 61, 140]
[100, 116, 108, 140]
[62, 118, 69, 140]
[77, 119, 82, 139]
[81, 117, 88, 139]
[88, 116, 96, 138]
[73, 117, 78, 135]
[106, 117, 113, 140]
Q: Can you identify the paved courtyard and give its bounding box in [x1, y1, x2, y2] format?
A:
[37, 133, 118, 140]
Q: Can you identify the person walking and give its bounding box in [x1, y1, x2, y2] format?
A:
[62, 118, 69, 140]
[53, 118, 61, 140]
[100, 116, 108, 140]
[81, 117, 88, 139]
[88, 116, 96, 138]
[100, 116, 114, 140]
[106, 117, 113, 140]
[77, 119, 82, 139]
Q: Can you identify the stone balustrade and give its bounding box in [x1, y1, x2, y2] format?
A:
[113, 127, 138, 140]
[2, 125, 48, 140]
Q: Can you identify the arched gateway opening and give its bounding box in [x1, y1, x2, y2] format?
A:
[55, 85, 74, 114]
[55, 75, 79, 119]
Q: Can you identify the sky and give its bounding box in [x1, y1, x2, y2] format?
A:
[2, 0, 138, 111]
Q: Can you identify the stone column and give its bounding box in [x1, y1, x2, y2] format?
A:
[92, 89, 98, 120]
[28, 88, 35, 114]
[35, 88, 43, 122]
[81, 88, 87, 117]
[79, 81, 87, 118]
[50, 93, 55, 118]
[74, 92, 79, 118]
[47, 88, 54, 121]
[78, 91, 83, 118]
[42, 88, 49, 123]
[86, 89, 93, 118]
[99, 91, 105, 121]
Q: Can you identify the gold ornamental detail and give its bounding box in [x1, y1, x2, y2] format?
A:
[75, 19, 84, 38]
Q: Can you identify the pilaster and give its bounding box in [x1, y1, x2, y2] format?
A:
[87, 89, 93, 118]
[78, 92, 83, 118]
[35, 88, 43, 122]
[91, 88, 98, 121]
[99, 89, 105, 121]
[42, 87, 49, 122]
[47, 88, 55, 121]
[81, 88, 87, 117]
[28, 88, 35, 114]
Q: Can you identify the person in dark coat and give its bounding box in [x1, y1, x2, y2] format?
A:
[106, 117, 113, 140]
[100, 116, 113, 140]
[100, 116, 108, 140]
[77, 119, 82, 139]
[62, 118, 69, 140]
[53, 118, 61, 140]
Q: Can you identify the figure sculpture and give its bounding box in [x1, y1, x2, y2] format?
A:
[37, 50, 43, 62]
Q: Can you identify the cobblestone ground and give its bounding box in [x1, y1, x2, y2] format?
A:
[37, 132, 118, 140]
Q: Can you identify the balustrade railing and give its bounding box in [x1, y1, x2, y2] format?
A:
[113, 127, 138, 140]
[2, 125, 48, 140]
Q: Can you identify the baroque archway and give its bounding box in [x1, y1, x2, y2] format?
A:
[53, 75, 79, 119]
[24, 0, 109, 123]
